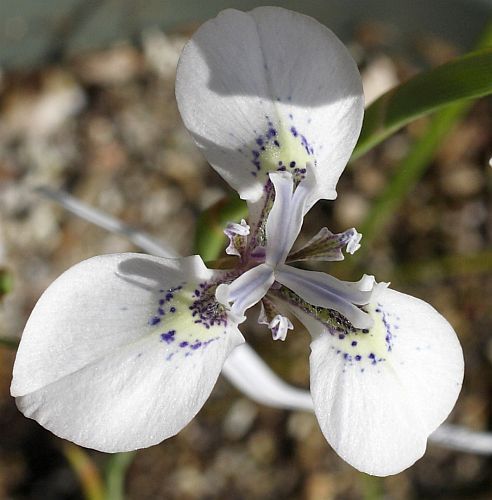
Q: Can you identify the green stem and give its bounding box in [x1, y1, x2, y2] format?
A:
[104, 451, 136, 500]
[62, 442, 106, 500]
[360, 474, 384, 500]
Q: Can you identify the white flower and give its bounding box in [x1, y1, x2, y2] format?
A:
[11, 7, 464, 477]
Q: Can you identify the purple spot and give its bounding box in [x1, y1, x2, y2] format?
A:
[170, 307, 176, 313]
[290, 126, 298, 137]
[160, 330, 176, 344]
[369, 353, 375, 359]
[191, 342, 202, 350]
[149, 316, 161, 326]
[351, 341, 358, 346]
[166, 293, 173, 301]
[290, 161, 296, 168]
[338, 334, 345, 340]
[273, 140, 280, 147]
[179, 341, 188, 348]
[355, 355, 362, 361]
[159, 299, 165, 306]
[256, 138, 264, 146]
[158, 308, 165, 316]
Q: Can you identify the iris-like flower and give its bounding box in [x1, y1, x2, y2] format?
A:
[11, 7, 464, 476]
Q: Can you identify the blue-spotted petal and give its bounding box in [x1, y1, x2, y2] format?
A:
[176, 6, 363, 203]
[11, 253, 244, 452]
[308, 287, 464, 476]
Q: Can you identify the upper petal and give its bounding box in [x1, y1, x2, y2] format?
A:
[265, 171, 312, 267]
[176, 6, 363, 203]
[12, 253, 244, 452]
[308, 287, 464, 476]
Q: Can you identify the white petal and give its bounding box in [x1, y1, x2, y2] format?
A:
[224, 219, 250, 257]
[265, 172, 310, 266]
[276, 264, 373, 329]
[12, 253, 244, 452]
[176, 7, 363, 203]
[269, 315, 294, 341]
[216, 263, 274, 320]
[309, 287, 464, 476]
[287, 227, 362, 263]
[258, 301, 294, 341]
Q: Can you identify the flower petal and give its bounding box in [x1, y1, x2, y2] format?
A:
[276, 264, 373, 329]
[12, 253, 244, 452]
[258, 298, 294, 341]
[216, 263, 274, 320]
[308, 287, 464, 476]
[224, 219, 250, 257]
[176, 6, 363, 203]
[265, 171, 313, 267]
[287, 227, 361, 263]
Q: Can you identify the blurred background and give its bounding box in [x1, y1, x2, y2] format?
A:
[0, 0, 491, 498]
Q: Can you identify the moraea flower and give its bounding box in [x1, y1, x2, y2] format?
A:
[11, 7, 463, 476]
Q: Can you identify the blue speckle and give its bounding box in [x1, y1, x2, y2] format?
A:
[149, 316, 161, 326]
[160, 330, 176, 344]
[351, 341, 357, 346]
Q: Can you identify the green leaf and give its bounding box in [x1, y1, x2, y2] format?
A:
[194, 192, 247, 261]
[353, 47, 492, 160]
[352, 22, 492, 252]
[358, 101, 468, 249]
[0, 267, 13, 300]
[105, 451, 136, 500]
[62, 442, 105, 500]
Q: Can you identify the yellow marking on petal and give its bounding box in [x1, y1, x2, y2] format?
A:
[259, 121, 313, 174]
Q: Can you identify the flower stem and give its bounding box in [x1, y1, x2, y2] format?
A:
[62, 442, 105, 500]
[104, 451, 136, 500]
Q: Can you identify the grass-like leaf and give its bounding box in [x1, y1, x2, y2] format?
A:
[353, 47, 492, 160]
